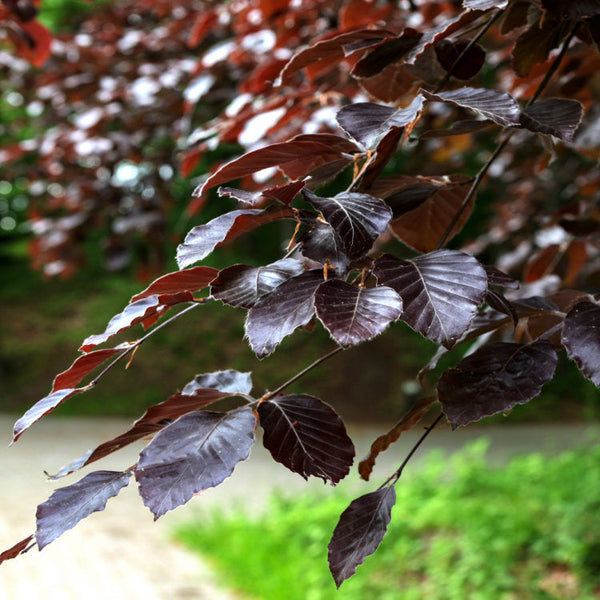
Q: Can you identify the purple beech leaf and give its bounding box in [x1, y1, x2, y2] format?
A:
[135, 408, 256, 519]
[299, 221, 351, 269]
[434, 38, 486, 80]
[485, 289, 518, 327]
[185, 369, 253, 395]
[211, 258, 305, 309]
[301, 189, 392, 259]
[520, 98, 583, 142]
[0, 535, 35, 564]
[485, 265, 519, 289]
[438, 340, 558, 429]
[562, 301, 600, 385]
[245, 270, 324, 358]
[336, 95, 424, 149]
[423, 87, 521, 127]
[328, 486, 396, 588]
[49, 384, 239, 479]
[36, 470, 132, 550]
[315, 281, 403, 347]
[176, 206, 294, 269]
[257, 394, 355, 484]
[79, 291, 194, 352]
[13, 388, 83, 443]
[218, 180, 306, 207]
[130, 266, 218, 303]
[463, 0, 508, 8]
[373, 250, 487, 348]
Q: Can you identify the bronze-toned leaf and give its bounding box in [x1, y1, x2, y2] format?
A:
[562, 301, 600, 385]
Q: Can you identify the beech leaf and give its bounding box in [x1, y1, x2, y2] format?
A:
[299, 221, 351, 269]
[336, 95, 424, 149]
[257, 394, 355, 484]
[176, 206, 294, 269]
[211, 258, 305, 309]
[328, 486, 396, 588]
[245, 269, 324, 358]
[135, 408, 256, 519]
[80, 292, 194, 352]
[423, 87, 521, 127]
[463, 0, 508, 8]
[0, 536, 35, 564]
[434, 38, 486, 80]
[185, 369, 253, 395]
[301, 189, 392, 259]
[373, 250, 487, 348]
[437, 340, 558, 429]
[315, 281, 403, 347]
[36, 470, 132, 550]
[520, 98, 583, 142]
[218, 180, 306, 207]
[130, 266, 218, 303]
[562, 301, 600, 385]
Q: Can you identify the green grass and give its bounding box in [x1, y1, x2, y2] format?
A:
[175, 441, 600, 600]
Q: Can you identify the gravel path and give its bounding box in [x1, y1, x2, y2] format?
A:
[1, 415, 599, 599]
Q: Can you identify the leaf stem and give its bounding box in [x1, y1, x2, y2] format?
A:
[90, 301, 207, 386]
[381, 412, 445, 488]
[436, 23, 580, 250]
[263, 346, 344, 400]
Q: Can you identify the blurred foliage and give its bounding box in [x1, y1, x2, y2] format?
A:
[176, 441, 600, 600]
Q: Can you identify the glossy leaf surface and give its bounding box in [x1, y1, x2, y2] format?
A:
[562, 301, 600, 385]
[258, 394, 355, 484]
[520, 98, 583, 142]
[130, 266, 218, 303]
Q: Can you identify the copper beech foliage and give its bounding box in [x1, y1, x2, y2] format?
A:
[3, 0, 600, 588]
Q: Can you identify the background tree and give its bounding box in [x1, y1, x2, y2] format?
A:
[2, 0, 600, 588]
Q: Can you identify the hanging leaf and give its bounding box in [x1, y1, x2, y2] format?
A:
[315, 280, 403, 347]
[136, 407, 256, 519]
[0, 535, 35, 565]
[519, 98, 583, 142]
[423, 87, 521, 127]
[358, 396, 437, 481]
[36, 471, 132, 550]
[351, 28, 423, 78]
[463, 0, 508, 8]
[176, 206, 294, 269]
[186, 369, 253, 395]
[328, 486, 396, 588]
[246, 270, 324, 358]
[257, 394, 355, 484]
[13, 388, 84, 443]
[299, 221, 351, 269]
[211, 258, 305, 309]
[387, 175, 473, 252]
[278, 28, 396, 85]
[130, 266, 218, 303]
[373, 251, 487, 348]
[336, 95, 424, 149]
[512, 18, 568, 77]
[562, 301, 600, 385]
[218, 180, 306, 207]
[434, 38, 486, 80]
[485, 289, 518, 327]
[485, 265, 519, 289]
[438, 340, 558, 428]
[51, 345, 128, 392]
[49, 383, 243, 479]
[301, 189, 392, 259]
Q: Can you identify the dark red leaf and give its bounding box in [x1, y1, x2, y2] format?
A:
[278, 28, 396, 85]
[434, 38, 486, 80]
[562, 301, 600, 385]
[351, 28, 423, 78]
[211, 258, 305, 309]
[14, 20, 52, 67]
[36, 471, 132, 550]
[130, 266, 218, 303]
[358, 396, 437, 481]
[246, 270, 324, 358]
[79, 292, 194, 352]
[218, 180, 306, 207]
[336, 95, 424, 149]
[51, 346, 127, 392]
[485, 289, 518, 327]
[135, 408, 256, 519]
[199, 139, 357, 196]
[438, 340, 558, 428]
[423, 87, 521, 127]
[299, 221, 351, 269]
[13, 388, 83, 443]
[520, 98, 583, 142]
[373, 251, 487, 348]
[315, 280, 403, 347]
[176, 205, 294, 269]
[463, 0, 508, 8]
[512, 18, 568, 77]
[485, 265, 519, 289]
[301, 189, 392, 259]
[0, 535, 35, 565]
[257, 394, 355, 484]
[328, 486, 396, 588]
